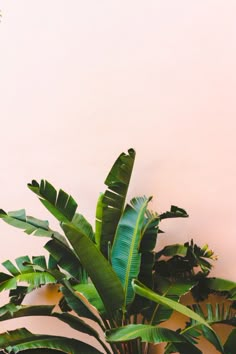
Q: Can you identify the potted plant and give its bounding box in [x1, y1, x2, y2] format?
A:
[0, 149, 235, 353]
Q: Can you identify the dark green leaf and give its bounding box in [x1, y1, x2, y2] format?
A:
[159, 205, 188, 220]
[61, 222, 124, 317]
[95, 149, 135, 258]
[28, 180, 77, 222]
[0, 328, 103, 353]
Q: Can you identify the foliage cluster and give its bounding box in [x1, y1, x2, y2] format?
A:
[0, 149, 235, 353]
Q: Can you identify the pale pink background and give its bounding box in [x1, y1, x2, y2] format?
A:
[0, 1, 235, 352]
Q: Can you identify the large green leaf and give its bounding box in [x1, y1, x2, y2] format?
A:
[156, 244, 188, 259]
[61, 222, 124, 317]
[28, 180, 77, 222]
[178, 303, 236, 354]
[95, 148, 135, 257]
[0, 256, 57, 293]
[132, 280, 211, 328]
[45, 237, 86, 280]
[143, 277, 196, 325]
[204, 277, 236, 294]
[73, 283, 106, 314]
[139, 210, 160, 253]
[165, 341, 202, 354]
[129, 211, 160, 315]
[106, 324, 185, 344]
[0, 328, 103, 353]
[60, 281, 104, 327]
[111, 197, 151, 310]
[0, 209, 57, 237]
[0, 304, 54, 321]
[72, 213, 95, 241]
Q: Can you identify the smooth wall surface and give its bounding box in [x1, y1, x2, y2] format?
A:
[0, 1, 236, 352]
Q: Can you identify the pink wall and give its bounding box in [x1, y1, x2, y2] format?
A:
[0, 1, 235, 352]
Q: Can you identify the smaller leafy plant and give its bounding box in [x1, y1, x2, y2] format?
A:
[0, 149, 235, 354]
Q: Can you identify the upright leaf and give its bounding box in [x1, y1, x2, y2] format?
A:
[95, 148, 135, 257]
[61, 222, 124, 317]
[111, 197, 151, 310]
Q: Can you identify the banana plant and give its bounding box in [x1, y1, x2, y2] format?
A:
[0, 148, 235, 354]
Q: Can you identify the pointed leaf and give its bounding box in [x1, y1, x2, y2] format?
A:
[0, 209, 57, 237]
[28, 180, 77, 222]
[132, 280, 211, 328]
[61, 222, 124, 316]
[106, 324, 184, 344]
[111, 196, 151, 308]
[0, 328, 103, 353]
[45, 237, 85, 280]
[159, 205, 188, 220]
[73, 283, 106, 315]
[60, 282, 104, 327]
[0, 304, 54, 321]
[53, 312, 101, 338]
[95, 148, 135, 257]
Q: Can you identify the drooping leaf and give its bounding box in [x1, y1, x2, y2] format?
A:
[204, 277, 236, 294]
[61, 222, 124, 317]
[60, 281, 104, 327]
[45, 237, 86, 280]
[0, 209, 52, 237]
[0, 257, 58, 293]
[106, 324, 185, 345]
[111, 196, 151, 309]
[53, 312, 100, 337]
[73, 283, 106, 315]
[95, 148, 135, 257]
[181, 303, 236, 353]
[155, 240, 215, 281]
[159, 205, 188, 220]
[28, 180, 77, 222]
[156, 244, 188, 259]
[143, 276, 196, 325]
[132, 279, 211, 328]
[0, 328, 103, 353]
[139, 209, 160, 253]
[0, 304, 54, 321]
[165, 341, 202, 354]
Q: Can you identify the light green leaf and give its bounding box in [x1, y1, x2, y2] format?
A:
[106, 324, 184, 344]
[132, 279, 211, 328]
[111, 196, 151, 309]
[60, 281, 104, 327]
[73, 283, 106, 315]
